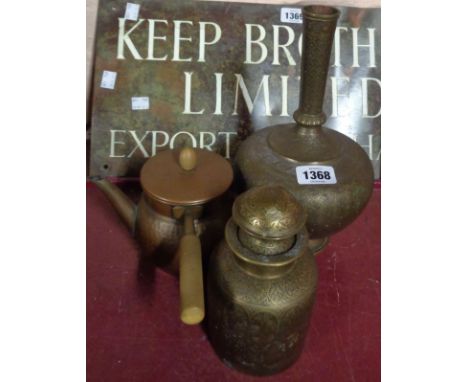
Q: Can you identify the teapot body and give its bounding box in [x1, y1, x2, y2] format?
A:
[135, 194, 231, 274]
[134, 196, 183, 273]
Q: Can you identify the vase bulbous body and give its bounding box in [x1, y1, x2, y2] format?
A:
[235, 6, 374, 247]
[236, 125, 374, 240]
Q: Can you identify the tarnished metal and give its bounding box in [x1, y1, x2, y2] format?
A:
[89, 0, 381, 179]
[141, 148, 233, 206]
[207, 186, 317, 375]
[236, 6, 374, 253]
[94, 148, 233, 271]
[232, 185, 306, 255]
[232, 185, 306, 240]
[93, 148, 233, 325]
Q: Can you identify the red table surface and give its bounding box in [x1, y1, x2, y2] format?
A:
[87, 182, 380, 382]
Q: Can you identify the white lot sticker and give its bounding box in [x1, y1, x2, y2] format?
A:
[296, 165, 337, 185]
[100, 71, 117, 90]
[131, 96, 149, 110]
[281, 8, 303, 24]
[124, 3, 140, 21]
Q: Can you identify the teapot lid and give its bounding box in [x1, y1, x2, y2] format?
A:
[232, 186, 306, 240]
[140, 147, 233, 206]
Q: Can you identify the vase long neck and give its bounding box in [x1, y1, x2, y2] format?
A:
[293, 6, 339, 128]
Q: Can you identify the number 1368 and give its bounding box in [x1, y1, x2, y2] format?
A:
[303, 170, 331, 180]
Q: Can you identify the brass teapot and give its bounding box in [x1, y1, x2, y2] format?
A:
[93, 147, 233, 325]
[207, 186, 318, 376]
[236, 6, 374, 253]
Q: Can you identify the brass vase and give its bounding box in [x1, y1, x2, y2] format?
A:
[235, 6, 374, 253]
[207, 186, 318, 376]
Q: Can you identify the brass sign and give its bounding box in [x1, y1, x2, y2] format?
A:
[89, 0, 381, 178]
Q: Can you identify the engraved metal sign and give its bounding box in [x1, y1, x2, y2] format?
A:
[89, 0, 381, 178]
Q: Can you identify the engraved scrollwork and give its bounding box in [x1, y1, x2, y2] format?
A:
[208, 237, 318, 375]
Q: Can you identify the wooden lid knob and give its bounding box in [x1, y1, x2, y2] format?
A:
[179, 147, 197, 171]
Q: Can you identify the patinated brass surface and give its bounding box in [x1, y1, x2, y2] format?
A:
[232, 185, 306, 255]
[133, 192, 232, 275]
[237, 230, 294, 257]
[93, 148, 233, 274]
[141, 148, 233, 206]
[94, 148, 234, 325]
[236, 6, 374, 249]
[90, 1, 381, 179]
[207, 187, 317, 375]
[232, 185, 306, 240]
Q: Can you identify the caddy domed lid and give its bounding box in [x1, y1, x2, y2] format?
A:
[140, 147, 233, 206]
[232, 185, 306, 240]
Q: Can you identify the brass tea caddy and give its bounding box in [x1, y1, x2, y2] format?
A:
[94, 147, 233, 325]
[207, 186, 318, 376]
[236, 6, 374, 253]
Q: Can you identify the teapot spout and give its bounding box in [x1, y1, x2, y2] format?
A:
[92, 178, 136, 232]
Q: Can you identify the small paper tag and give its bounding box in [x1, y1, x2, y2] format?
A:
[280, 8, 303, 24]
[296, 165, 337, 185]
[100, 71, 117, 90]
[131, 96, 149, 110]
[124, 3, 140, 21]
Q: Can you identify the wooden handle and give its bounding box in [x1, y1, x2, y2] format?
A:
[179, 147, 197, 171]
[178, 216, 205, 325]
